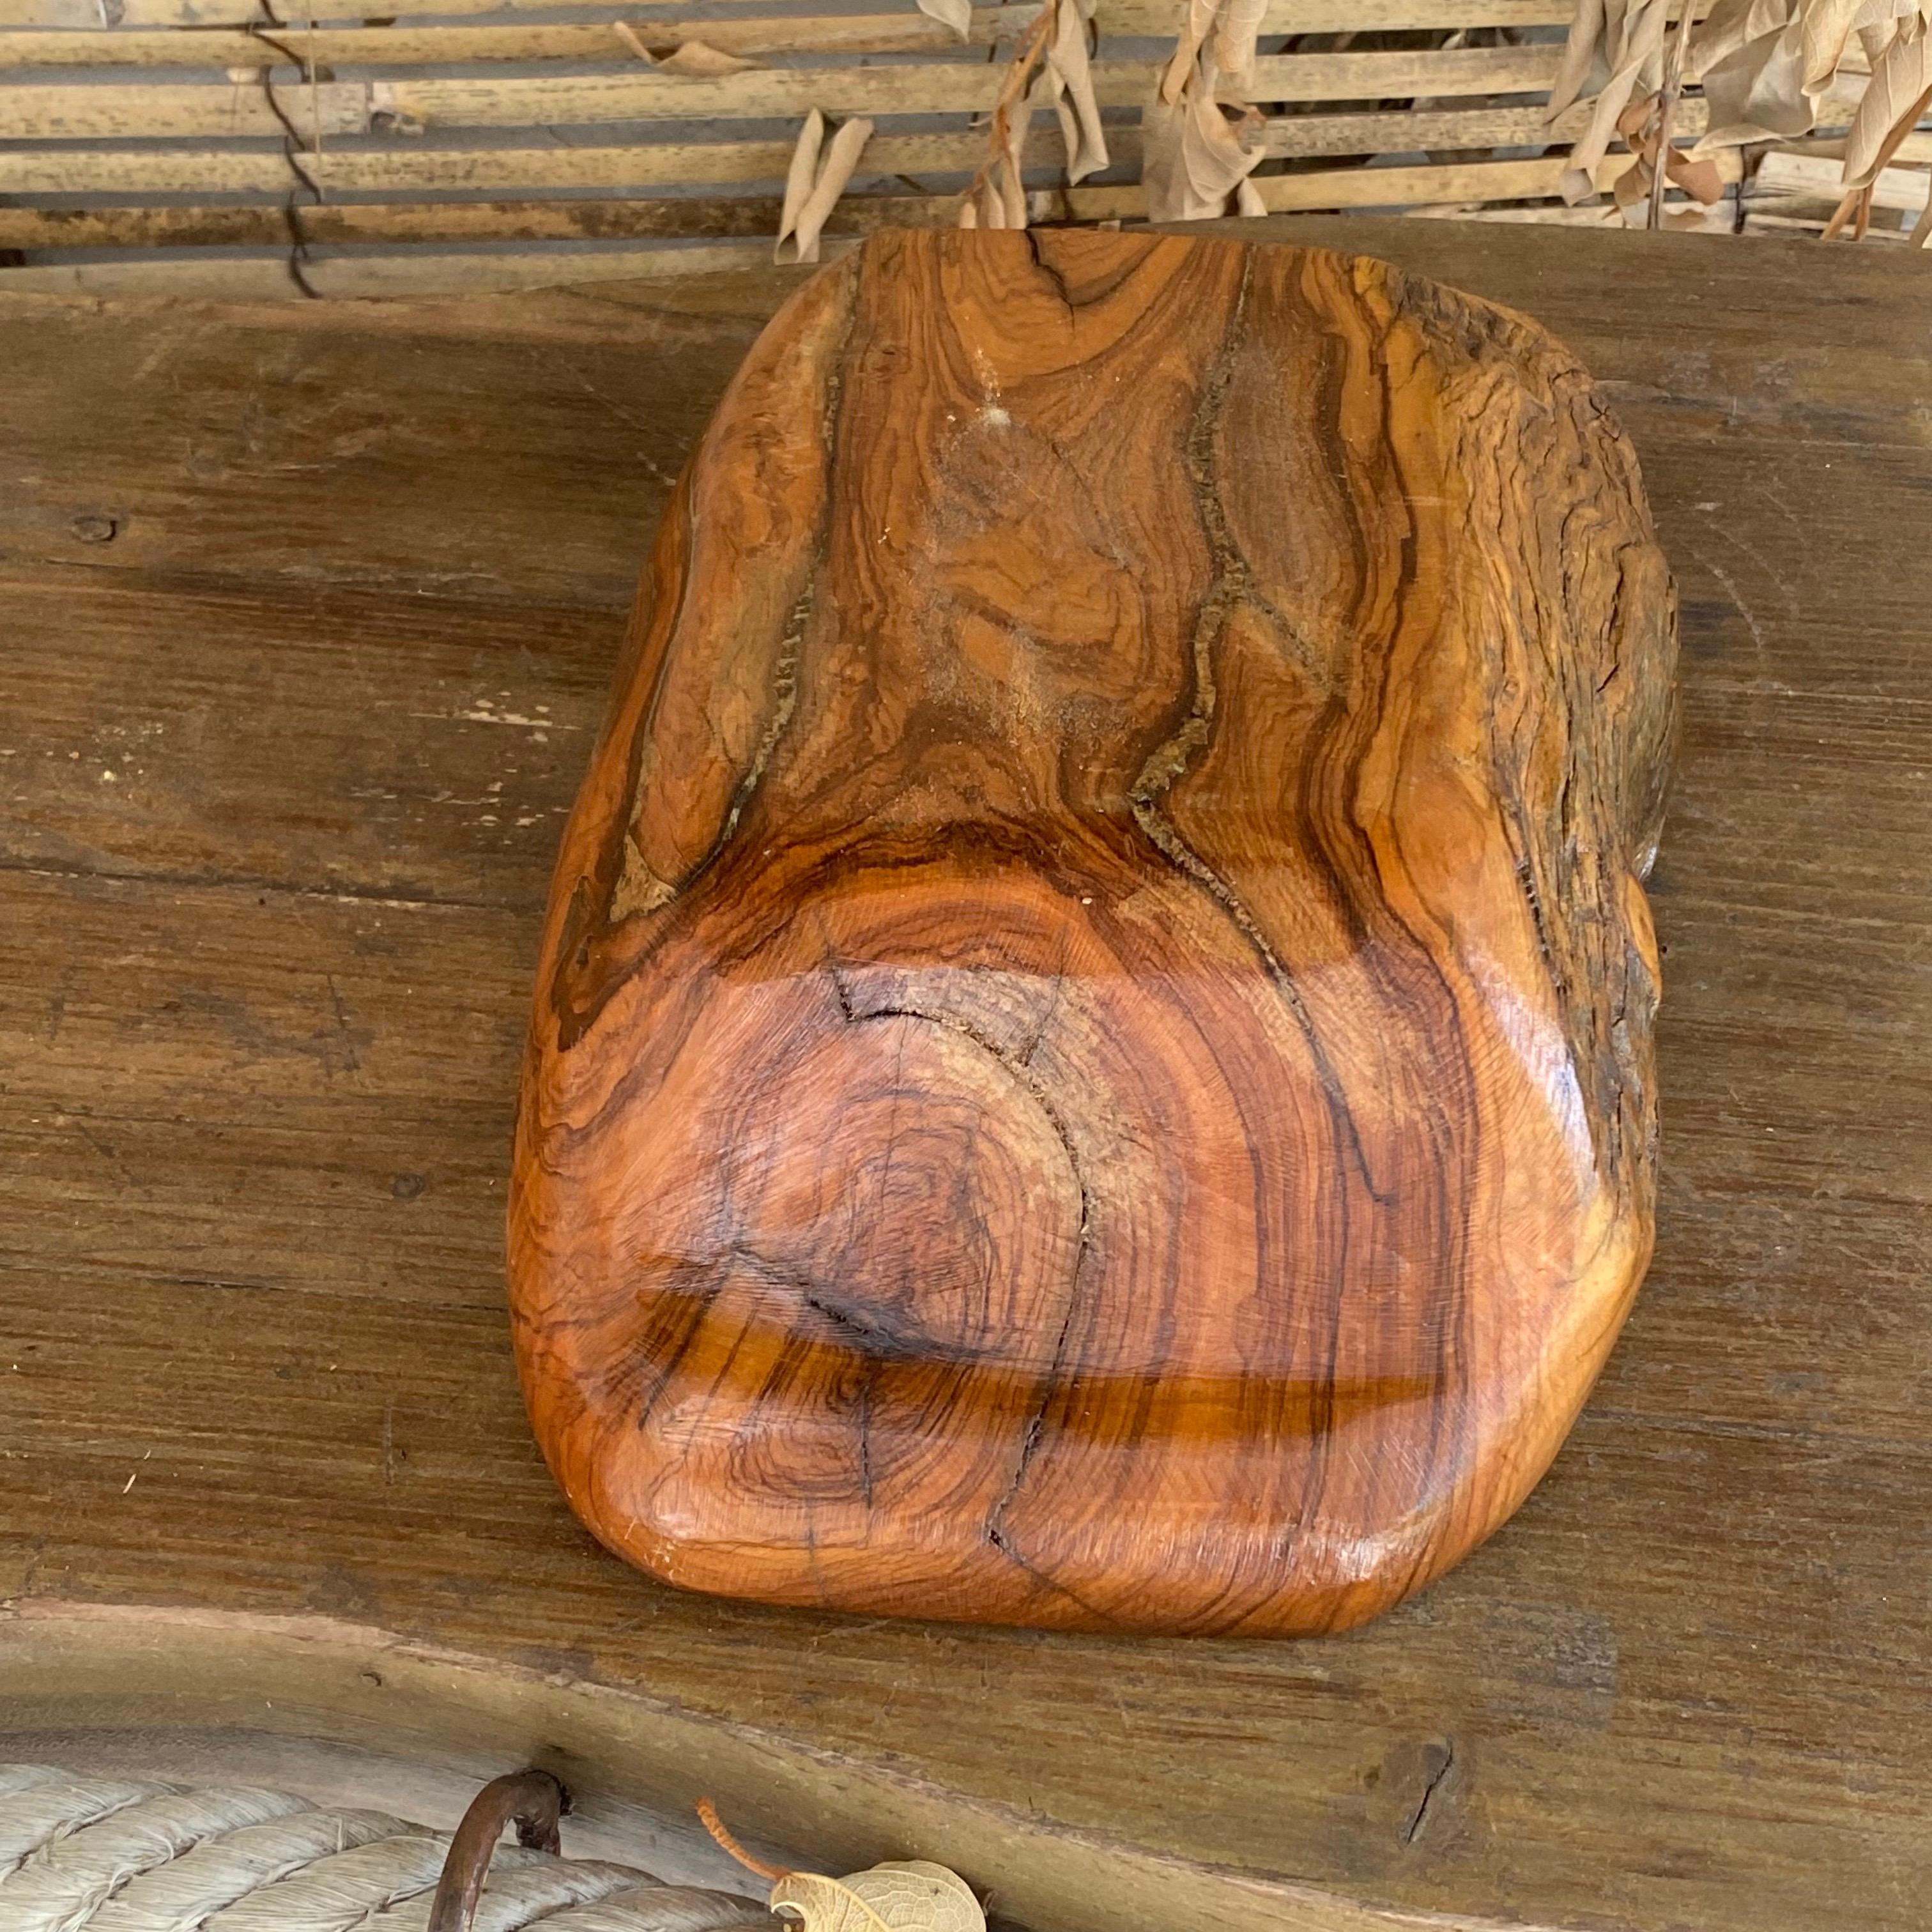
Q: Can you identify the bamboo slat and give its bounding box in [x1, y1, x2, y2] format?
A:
[0, 0, 1584, 36]
[0, 15, 976, 65]
[2, 46, 1564, 140]
[0, 155, 1681, 249]
[0, 97, 1735, 199]
[0, 0, 1585, 64]
[1755, 148, 1929, 211]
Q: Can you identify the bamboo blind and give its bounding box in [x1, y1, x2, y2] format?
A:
[0, 0, 1905, 296]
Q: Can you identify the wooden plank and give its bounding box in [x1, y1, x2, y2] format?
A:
[0, 101, 1657, 198]
[0, 0, 1588, 36]
[19, 103, 1814, 205]
[1408, 197, 1735, 229]
[0, 155, 1699, 249]
[0, 241, 841, 295]
[0, 1, 1631, 66]
[1756, 148, 1929, 211]
[1744, 201, 1915, 238]
[0, 299, 758, 608]
[3, 47, 1564, 139]
[0, 131, 1030, 196]
[3, 217, 1932, 1932]
[4, 73, 370, 137]
[385, 45, 1567, 123]
[0, 164, 1759, 291]
[0, 198, 810, 249]
[0, 14, 976, 65]
[1067, 151, 1644, 219]
[0, 164, 1641, 289]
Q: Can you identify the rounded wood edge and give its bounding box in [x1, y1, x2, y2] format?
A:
[509, 224, 1675, 1641]
[1, 1598, 1549, 1932]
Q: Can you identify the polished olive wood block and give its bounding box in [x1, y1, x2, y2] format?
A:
[509, 227, 1676, 1636]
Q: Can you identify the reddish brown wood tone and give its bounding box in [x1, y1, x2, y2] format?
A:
[508, 227, 1676, 1636]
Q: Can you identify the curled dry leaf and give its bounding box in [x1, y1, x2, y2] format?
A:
[1142, 76, 1267, 218]
[1159, 0, 1264, 99]
[1687, 0, 1798, 82]
[694, 1801, 983, 1932]
[1798, 0, 1908, 86]
[1551, 0, 1932, 220]
[1145, 0, 1269, 221]
[958, 0, 1093, 230]
[958, 20, 1041, 228]
[1548, 0, 1610, 114]
[652, 38, 763, 75]
[1554, 0, 1673, 200]
[769, 1863, 986, 1932]
[613, 24, 764, 73]
[1041, 0, 1109, 183]
[916, 0, 974, 37]
[1843, 13, 1932, 181]
[776, 107, 875, 264]
[1600, 80, 1729, 216]
[1209, 0, 1268, 86]
[1692, 16, 1813, 149]
[1160, 0, 1220, 100]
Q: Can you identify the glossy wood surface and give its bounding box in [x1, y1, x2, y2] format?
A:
[509, 229, 1678, 1635]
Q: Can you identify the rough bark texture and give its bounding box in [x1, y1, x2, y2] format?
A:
[509, 227, 1677, 1637]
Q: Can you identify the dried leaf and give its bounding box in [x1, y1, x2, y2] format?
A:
[916, 0, 974, 37]
[1690, 21, 1813, 148]
[1161, 0, 1266, 100]
[960, 80, 1033, 226]
[960, 0, 1103, 228]
[1613, 154, 1652, 201]
[653, 38, 761, 74]
[1798, 0, 1909, 87]
[776, 109, 874, 264]
[1142, 64, 1266, 221]
[1616, 86, 1660, 137]
[1844, 16, 1932, 184]
[1159, 0, 1222, 102]
[1039, 0, 1108, 181]
[1209, 0, 1268, 86]
[1664, 144, 1728, 199]
[616, 27, 765, 73]
[1686, 0, 1795, 80]
[769, 1863, 985, 1932]
[1561, 0, 1672, 183]
[1548, 0, 1611, 116]
[1855, 17, 1897, 65]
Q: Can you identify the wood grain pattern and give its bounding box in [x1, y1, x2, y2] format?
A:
[508, 229, 1678, 1636]
[1, 217, 1928, 1931]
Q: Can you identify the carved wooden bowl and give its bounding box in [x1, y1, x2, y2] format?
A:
[509, 228, 1676, 1637]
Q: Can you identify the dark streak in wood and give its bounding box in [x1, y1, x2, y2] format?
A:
[509, 229, 1678, 1636]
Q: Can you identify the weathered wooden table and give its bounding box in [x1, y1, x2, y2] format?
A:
[2, 217, 1928, 1932]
